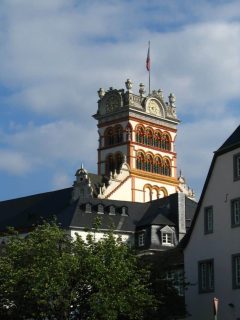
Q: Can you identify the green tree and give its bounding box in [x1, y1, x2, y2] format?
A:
[0, 221, 154, 320]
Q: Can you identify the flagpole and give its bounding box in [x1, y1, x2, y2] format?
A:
[148, 41, 151, 95]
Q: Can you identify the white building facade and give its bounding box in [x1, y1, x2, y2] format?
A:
[184, 125, 240, 320]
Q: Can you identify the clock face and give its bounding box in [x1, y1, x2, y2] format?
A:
[147, 100, 161, 116]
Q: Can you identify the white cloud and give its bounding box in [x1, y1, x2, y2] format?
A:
[0, 150, 31, 175]
[0, 120, 98, 180]
[52, 171, 72, 190]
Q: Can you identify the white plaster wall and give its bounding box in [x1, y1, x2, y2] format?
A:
[184, 147, 240, 320]
[107, 177, 132, 201]
[70, 229, 133, 246]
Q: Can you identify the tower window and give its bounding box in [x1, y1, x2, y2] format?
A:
[105, 127, 114, 146]
[114, 125, 123, 144]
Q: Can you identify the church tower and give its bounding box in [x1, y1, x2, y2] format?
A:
[93, 79, 182, 202]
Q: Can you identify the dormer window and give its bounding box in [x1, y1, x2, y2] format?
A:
[97, 204, 104, 214]
[162, 232, 173, 245]
[160, 225, 174, 246]
[85, 203, 92, 213]
[121, 206, 128, 216]
[109, 205, 116, 215]
[138, 233, 145, 247]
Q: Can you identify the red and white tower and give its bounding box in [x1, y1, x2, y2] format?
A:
[93, 79, 182, 202]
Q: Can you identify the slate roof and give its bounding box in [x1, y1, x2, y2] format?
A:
[0, 186, 197, 241]
[216, 124, 240, 155]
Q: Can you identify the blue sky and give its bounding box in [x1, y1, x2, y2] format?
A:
[0, 0, 240, 201]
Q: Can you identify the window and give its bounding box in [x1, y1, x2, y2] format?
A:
[162, 232, 173, 245]
[198, 259, 214, 293]
[234, 153, 240, 181]
[121, 206, 128, 216]
[85, 203, 92, 213]
[232, 254, 240, 289]
[231, 198, 240, 227]
[138, 233, 145, 247]
[109, 205, 115, 215]
[97, 204, 104, 214]
[204, 206, 213, 234]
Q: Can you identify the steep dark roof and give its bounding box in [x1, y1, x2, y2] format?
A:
[0, 188, 74, 232]
[216, 124, 240, 155]
[0, 186, 196, 239]
[182, 124, 240, 248]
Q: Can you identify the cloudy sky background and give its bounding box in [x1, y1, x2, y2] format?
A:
[0, 0, 240, 201]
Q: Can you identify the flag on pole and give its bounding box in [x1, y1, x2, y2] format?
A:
[146, 42, 150, 71]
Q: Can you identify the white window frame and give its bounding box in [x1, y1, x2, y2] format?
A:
[204, 206, 213, 234]
[231, 198, 240, 227]
[198, 259, 214, 293]
[97, 204, 104, 214]
[138, 233, 145, 247]
[234, 153, 240, 181]
[162, 232, 173, 245]
[85, 203, 92, 213]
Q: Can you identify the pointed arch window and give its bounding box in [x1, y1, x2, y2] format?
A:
[154, 156, 162, 174]
[161, 134, 171, 151]
[114, 125, 123, 144]
[136, 126, 145, 144]
[136, 152, 145, 170]
[145, 128, 153, 146]
[163, 159, 171, 176]
[154, 131, 162, 148]
[105, 127, 114, 146]
[146, 154, 153, 172]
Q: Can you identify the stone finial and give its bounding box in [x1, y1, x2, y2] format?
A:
[158, 89, 164, 99]
[98, 88, 105, 99]
[169, 93, 176, 107]
[125, 79, 133, 92]
[139, 83, 145, 96]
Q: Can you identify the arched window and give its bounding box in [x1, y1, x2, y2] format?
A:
[154, 131, 162, 148]
[145, 128, 153, 146]
[145, 154, 153, 172]
[154, 156, 162, 174]
[115, 152, 123, 173]
[105, 154, 115, 175]
[114, 125, 123, 144]
[105, 127, 114, 146]
[163, 159, 171, 176]
[144, 186, 152, 202]
[136, 152, 145, 170]
[161, 133, 171, 151]
[136, 126, 145, 144]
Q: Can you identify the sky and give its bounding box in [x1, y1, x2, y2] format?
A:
[0, 0, 240, 201]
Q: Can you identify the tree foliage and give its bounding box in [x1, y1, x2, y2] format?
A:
[0, 221, 154, 320]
